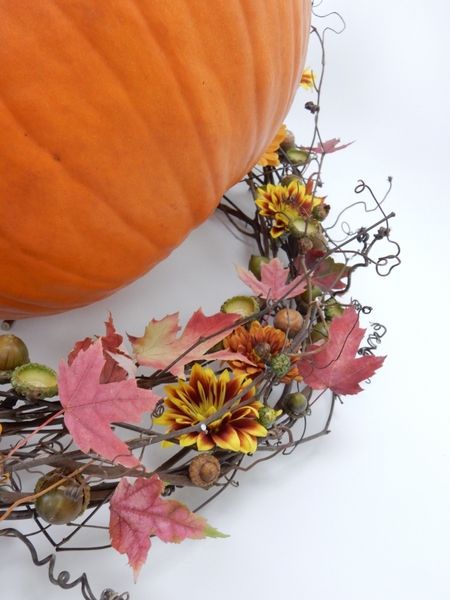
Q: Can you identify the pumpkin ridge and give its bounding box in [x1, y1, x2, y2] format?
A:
[132, 4, 226, 194]
[232, 1, 260, 153]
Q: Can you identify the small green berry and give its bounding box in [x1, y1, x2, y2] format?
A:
[268, 353, 291, 377]
[258, 406, 282, 428]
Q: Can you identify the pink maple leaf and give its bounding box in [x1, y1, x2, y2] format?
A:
[297, 306, 385, 395]
[58, 341, 160, 468]
[236, 257, 306, 300]
[68, 314, 136, 383]
[109, 475, 227, 581]
[301, 138, 354, 154]
[128, 308, 252, 379]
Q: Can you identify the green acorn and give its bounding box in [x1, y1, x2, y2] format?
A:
[285, 392, 309, 419]
[300, 286, 322, 304]
[34, 469, 90, 525]
[248, 255, 270, 280]
[11, 363, 58, 400]
[309, 321, 330, 344]
[280, 174, 304, 187]
[0, 334, 30, 383]
[312, 203, 330, 222]
[220, 295, 260, 318]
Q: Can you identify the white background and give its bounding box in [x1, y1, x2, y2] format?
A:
[3, 1, 450, 599]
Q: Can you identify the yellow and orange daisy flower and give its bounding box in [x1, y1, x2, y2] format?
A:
[223, 321, 302, 384]
[255, 179, 325, 238]
[154, 363, 267, 454]
[257, 124, 287, 167]
[300, 68, 315, 91]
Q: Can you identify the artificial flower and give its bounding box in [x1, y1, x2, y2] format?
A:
[257, 124, 287, 167]
[223, 320, 302, 383]
[154, 363, 267, 453]
[255, 178, 326, 238]
[300, 68, 315, 91]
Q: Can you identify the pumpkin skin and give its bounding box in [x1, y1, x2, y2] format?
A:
[0, 1, 311, 319]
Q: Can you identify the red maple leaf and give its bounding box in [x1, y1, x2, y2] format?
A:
[236, 257, 306, 300]
[58, 341, 160, 468]
[128, 308, 252, 378]
[297, 306, 385, 395]
[109, 475, 227, 581]
[68, 314, 136, 383]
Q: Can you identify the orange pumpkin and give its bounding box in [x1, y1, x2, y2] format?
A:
[0, 1, 311, 319]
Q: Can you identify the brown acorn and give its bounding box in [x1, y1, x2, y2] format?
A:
[252, 342, 272, 364]
[273, 309, 303, 338]
[280, 129, 296, 151]
[188, 454, 221, 488]
[0, 334, 30, 383]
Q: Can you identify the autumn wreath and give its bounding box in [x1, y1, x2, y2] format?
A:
[0, 20, 399, 600]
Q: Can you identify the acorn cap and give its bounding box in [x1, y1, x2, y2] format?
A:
[286, 148, 310, 165]
[220, 295, 260, 318]
[11, 363, 58, 400]
[188, 454, 221, 488]
[288, 217, 319, 238]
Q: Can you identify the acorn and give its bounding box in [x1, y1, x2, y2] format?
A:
[248, 254, 270, 280]
[298, 236, 314, 255]
[34, 469, 90, 525]
[273, 308, 303, 338]
[312, 203, 330, 222]
[188, 454, 221, 488]
[280, 129, 296, 151]
[268, 353, 291, 378]
[309, 321, 330, 344]
[0, 334, 30, 383]
[311, 231, 329, 252]
[280, 174, 304, 187]
[296, 285, 322, 315]
[252, 342, 272, 364]
[285, 392, 309, 419]
[220, 295, 260, 318]
[11, 363, 58, 400]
